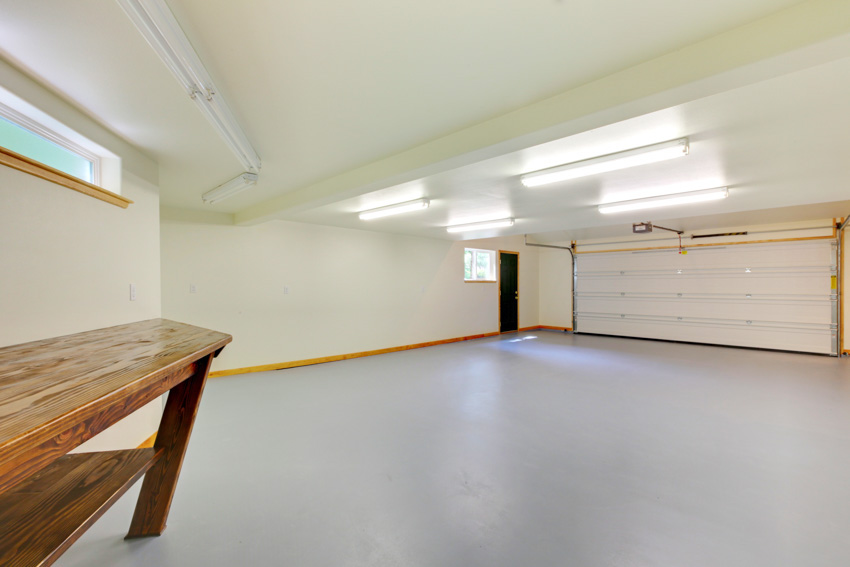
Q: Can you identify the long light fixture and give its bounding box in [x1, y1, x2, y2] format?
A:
[202, 173, 258, 204]
[598, 187, 728, 214]
[446, 218, 515, 233]
[521, 138, 689, 188]
[359, 198, 429, 220]
[116, 0, 262, 175]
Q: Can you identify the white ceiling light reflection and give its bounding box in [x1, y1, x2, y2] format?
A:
[354, 182, 426, 213]
[359, 198, 429, 220]
[521, 139, 688, 187]
[601, 177, 726, 204]
[519, 110, 684, 174]
[599, 187, 728, 214]
[446, 217, 514, 233]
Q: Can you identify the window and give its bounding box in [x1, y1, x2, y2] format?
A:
[0, 114, 95, 183]
[0, 85, 126, 207]
[464, 248, 497, 281]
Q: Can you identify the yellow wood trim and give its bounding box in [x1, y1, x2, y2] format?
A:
[575, 235, 836, 254]
[840, 218, 845, 355]
[0, 146, 132, 208]
[209, 332, 502, 378]
[209, 326, 577, 378]
[137, 432, 157, 449]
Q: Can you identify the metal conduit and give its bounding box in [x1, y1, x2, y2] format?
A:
[573, 224, 835, 248]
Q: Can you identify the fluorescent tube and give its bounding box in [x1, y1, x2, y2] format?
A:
[117, 0, 262, 174]
[359, 199, 430, 220]
[598, 187, 728, 214]
[446, 218, 515, 233]
[202, 172, 258, 204]
[521, 138, 689, 188]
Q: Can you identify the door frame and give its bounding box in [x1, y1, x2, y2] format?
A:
[498, 250, 519, 333]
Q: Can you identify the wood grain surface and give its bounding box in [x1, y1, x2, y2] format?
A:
[0, 362, 196, 495]
[0, 449, 159, 567]
[127, 354, 213, 538]
[0, 319, 231, 494]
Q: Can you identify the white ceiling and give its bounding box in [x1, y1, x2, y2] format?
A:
[291, 54, 850, 240]
[0, 0, 848, 240]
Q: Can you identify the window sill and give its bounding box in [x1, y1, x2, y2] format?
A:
[0, 146, 131, 208]
[464, 279, 497, 283]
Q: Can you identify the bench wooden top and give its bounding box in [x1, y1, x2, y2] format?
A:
[0, 319, 231, 459]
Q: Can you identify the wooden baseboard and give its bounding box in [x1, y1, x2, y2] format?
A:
[208, 326, 574, 379]
[210, 331, 499, 378]
[137, 433, 156, 449]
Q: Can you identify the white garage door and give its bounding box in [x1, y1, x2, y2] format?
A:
[574, 240, 839, 355]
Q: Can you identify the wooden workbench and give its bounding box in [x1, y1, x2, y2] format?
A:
[0, 319, 231, 566]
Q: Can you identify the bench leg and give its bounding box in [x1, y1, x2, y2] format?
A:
[125, 353, 214, 538]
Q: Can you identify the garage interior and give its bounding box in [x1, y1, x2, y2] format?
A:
[1, 1, 849, 566]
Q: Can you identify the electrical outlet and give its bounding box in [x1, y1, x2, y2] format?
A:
[129, 283, 137, 301]
[189, 283, 197, 294]
[284, 286, 289, 295]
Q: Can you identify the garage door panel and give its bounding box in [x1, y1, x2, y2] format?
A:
[576, 274, 830, 295]
[578, 297, 832, 324]
[578, 242, 835, 270]
[574, 240, 838, 355]
[577, 315, 833, 354]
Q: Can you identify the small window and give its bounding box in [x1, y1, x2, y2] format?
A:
[464, 248, 496, 281]
[0, 114, 95, 183]
[0, 85, 125, 206]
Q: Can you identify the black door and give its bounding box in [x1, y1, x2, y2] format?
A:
[499, 252, 518, 332]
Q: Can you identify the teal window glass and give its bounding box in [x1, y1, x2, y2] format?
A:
[0, 115, 93, 183]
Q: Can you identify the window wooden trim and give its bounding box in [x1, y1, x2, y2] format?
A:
[0, 145, 131, 208]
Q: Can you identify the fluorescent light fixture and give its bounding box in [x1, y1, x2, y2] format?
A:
[359, 198, 429, 220]
[446, 218, 515, 233]
[521, 138, 689, 188]
[598, 187, 728, 214]
[202, 172, 258, 204]
[117, 0, 262, 174]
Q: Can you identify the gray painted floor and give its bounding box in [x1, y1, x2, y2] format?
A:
[56, 332, 850, 567]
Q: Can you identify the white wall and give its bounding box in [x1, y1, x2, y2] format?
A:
[0, 170, 161, 344]
[161, 214, 538, 372]
[0, 61, 163, 451]
[0, 168, 163, 450]
[538, 247, 573, 329]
